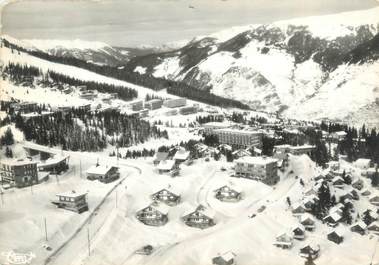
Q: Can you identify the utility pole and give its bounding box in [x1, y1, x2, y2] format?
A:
[370, 235, 378, 265]
[87, 226, 91, 257]
[80, 160, 82, 179]
[44, 217, 48, 241]
[116, 188, 118, 208]
[0, 189, 3, 205]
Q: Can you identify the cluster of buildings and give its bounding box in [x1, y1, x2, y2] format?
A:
[86, 164, 120, 183]
[126, 97, 198, 118]
[0, 144, 70, 188]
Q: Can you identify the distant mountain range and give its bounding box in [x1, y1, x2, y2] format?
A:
[3, 7, 379, 127]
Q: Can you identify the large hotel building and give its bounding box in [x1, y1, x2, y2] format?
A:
[212, 128, 263, 148]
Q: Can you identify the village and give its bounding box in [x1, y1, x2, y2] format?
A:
[0, 34, 379, 265]
[1, 96, 379, 265]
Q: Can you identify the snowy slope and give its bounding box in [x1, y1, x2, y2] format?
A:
[125, 7, 379, 126]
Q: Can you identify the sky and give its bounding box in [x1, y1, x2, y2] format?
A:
[1, 0, 378, 47]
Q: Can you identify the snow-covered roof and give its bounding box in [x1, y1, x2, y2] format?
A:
[214, 128, 261, 135]
[214, 184, 242, 193]
[331, 131, 347, 136]
[235, 156, 278, 165]
[153, 185, 181, 196]
[328, 227, 344, 237]
[183, 205, 216, 219]
[173, 148, 190, 160]
[351, 221, 367, 230]
[368, 221, 379, 229]
[153, 152, 168, 161]
[56, 190, 87, 198]
[157, 160, 176, 171]
[219, 251, 236, 262]
[332, 176, 344, 183]
[288, 145, 315, 150]
[86, 165, 116, 175]
[202, 122, 231, 128]
[0, 159, 37, 167]
[300, 213, 315, 223]
[38, 154, 70, 168]
[151, 203, 170, 215]
[325, 212, 342, 222]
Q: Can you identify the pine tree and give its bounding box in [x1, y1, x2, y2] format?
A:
[372, 169, 379, 187]
[362, 209, 374, 225]
[1, 127, 14, 145]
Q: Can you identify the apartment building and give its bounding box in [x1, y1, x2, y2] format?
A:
[234, 156, 279, 185]
[213, 128, 262, 148]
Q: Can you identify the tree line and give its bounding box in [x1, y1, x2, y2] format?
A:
[3, 62, 138, 101]
[10, 108, 168, 152]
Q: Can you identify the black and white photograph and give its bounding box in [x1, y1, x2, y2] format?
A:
[0, 0, 378, 264]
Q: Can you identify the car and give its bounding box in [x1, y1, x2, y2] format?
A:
[220, 166, 227, 171]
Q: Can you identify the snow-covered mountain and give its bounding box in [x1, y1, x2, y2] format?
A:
[124, 7, 379, 127]
[12, 38, 157, 67]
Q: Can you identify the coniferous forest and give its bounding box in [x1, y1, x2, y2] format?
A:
[3, 63, 138, 101]
[10, 109, 168, 152]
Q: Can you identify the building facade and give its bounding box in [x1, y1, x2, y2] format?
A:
[163, 98, 186, 108]
[0, 160, 38, 188]
[212, 129, 262, 149]
[144, 99, 163, 110]
[234, 156, 279, 185]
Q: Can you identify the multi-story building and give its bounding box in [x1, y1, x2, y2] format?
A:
[234, 156, 279, 185]
[212, 128, 262, 148]
[202, 122, 231, 135]
[163, 98, 186, 108]
[10, 102, 38, 114]
[0, 159, 38, 188]
[179, 106, 198, 115]
[144, 99, 163, 110]
[129, 100, 144, 111]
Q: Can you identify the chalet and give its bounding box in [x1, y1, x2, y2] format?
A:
[182, 205, 216, 229]
[292, 203, 306, 216]
[323, 212, 342, 227]
[303, 195, 319, 211]
[0, 159, 38, 188]
[212, 251, 236, 265]
[361, 189, 371, 196]
[135, 245, 154, 255]
[52, 191, 88, 213]
[292, 225, 306, 240]
[314, 174, 325, 182]
[299, 243, 320, 259]
[173, 148, 190, 163]
[300, 214, 316, 231]
[332, 176, 344, 188]
[151, 187, 181, 206]
[350, 221, 367, 235]
[194, 143, 208, 157]
[86, 165, 120, 183]
[326, 161, 340, 171]
[369, 195, 379, 206]
[157, 160, 179, 176]
[330, 203, 344, 216]
[232, 149, 250, 159]
[328, 131, 347, 142]
[214, 184, 242, 202]
[304, 187, 317, 197]
[136, 203, 169, 226]
[352, 178, 364, 190]
[153, 152, 169, 166]
[274, 232, 293, 249]
[354, 158, 371, 170]
[327, 229, 344, 244]
[368, 222, 379, 235]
